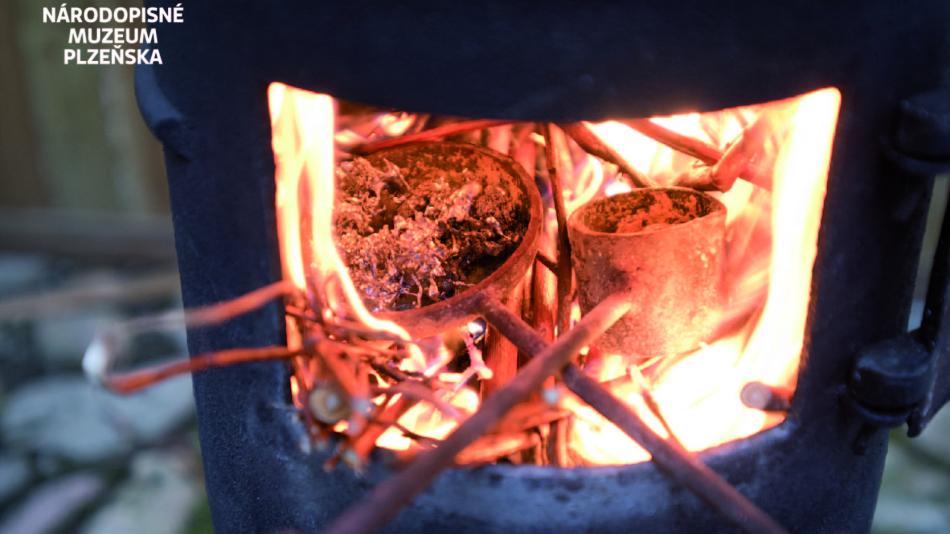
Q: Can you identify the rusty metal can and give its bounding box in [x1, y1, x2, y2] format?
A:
[568, 187, 726, 358]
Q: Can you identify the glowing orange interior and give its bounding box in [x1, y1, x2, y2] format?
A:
[268, 83, 840, 465]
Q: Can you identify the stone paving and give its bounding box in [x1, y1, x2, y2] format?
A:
[0, 253, 209, 534]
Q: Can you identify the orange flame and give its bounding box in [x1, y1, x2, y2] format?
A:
[269, 83, 477, 443]
[568, 88, 840, 464]
[269, 81, 841, 464]
[269, 83, 423, 364]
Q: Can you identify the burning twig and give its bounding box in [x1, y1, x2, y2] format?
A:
[395, 430, 543, 467]
[624, 118, 722, 165]
[706, 113, 777, 192]
[705, 282, 769, 345]
[314, 343, 366, 402]
[477, 298, 787, 534]
[547, 417, 571, 467]
[379, 381, 462, 420]
[350, 396, 418, 465]
[368, 358, 421, 383]
[542, 123, 579, 465]
[563, 368, 787, 534]
[529, 253, 561, 464]
[118, 280, 298, 333]
[482, 283, 523, 396]
[622, 114, 778, 192]
[541, 124, 574, 339]
[492, 400, 569, 435]
[625, 365, 684, 449]
[535, 250, 558, 274]
[392, 422, 440, 447]
[485, 124, 513, 154]
[326, 318, 410, 342]
[510, 123, 539, 177]
[559, 122, 652, 188]
[456, 431, 540, 465]
[324, 293, 632, 534]
[350, 119, 510, 154]
[84, 280, 300, 392]
[455, 324, 493, 389]
[530, 255, 558, 343]
[97, 346, 301, 394]
[387, 401, 568, 467]
[528, 162, 562, 462]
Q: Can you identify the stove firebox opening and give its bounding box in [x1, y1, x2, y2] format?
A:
[268, 82, 841, 470]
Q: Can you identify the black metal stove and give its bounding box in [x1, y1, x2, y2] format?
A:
[137, 2, 950, 532]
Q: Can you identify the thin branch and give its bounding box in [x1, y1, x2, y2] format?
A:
[482, 280, 523, 396]
[627, 365, 685, 449]
[623, 119, 722, 164]
[481, 298, 787, 534]
[392, 422, 440, 447]
[542, 123, 579, 466]
[324, 293, 631, 534]
[707, 114, 774, 191]
[622, 115, 775, 192]
[559, 122, 652, 188]
[315, 343, 365, 402]
[350, 395, 417, 463]
[491, 401, 568, 435]
[123, 280, 297, 334]
[620, 118, 725, 191]
[563, 367, 787, 534]
[456, 431, 540, 465]
[535, 251, 558, 274]
[101, 347, 301, 394]
[85, 281, 299, 391]
[350, 119, 510, 154]
[369, 360, 416, 384]
[531, 248, 560, 463]
[382, 381, 461, 420]
[541, 124, 575, 339]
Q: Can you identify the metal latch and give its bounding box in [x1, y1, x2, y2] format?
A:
[847, 334, 939, 450]
[848, 87, 950, 451]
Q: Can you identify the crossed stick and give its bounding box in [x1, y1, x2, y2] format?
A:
[326, 292, 787, 534]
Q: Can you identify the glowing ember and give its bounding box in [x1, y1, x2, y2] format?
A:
[268, 81, 840, 466]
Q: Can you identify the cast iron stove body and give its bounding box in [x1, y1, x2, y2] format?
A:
[137, 2, 950, 532]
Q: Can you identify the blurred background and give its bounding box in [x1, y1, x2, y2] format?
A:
[1, 1, 208, 533]
[0, 1, 948, 533]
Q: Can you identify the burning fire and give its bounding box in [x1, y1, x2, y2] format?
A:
[565, 91, 839, 463]
[268, 82, 840, 466]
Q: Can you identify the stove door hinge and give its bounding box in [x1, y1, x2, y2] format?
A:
[846, 334, 939, 452]
[848, 163, 950, 452]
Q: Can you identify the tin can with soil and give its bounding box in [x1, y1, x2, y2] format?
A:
[568, 187, 726, 359]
